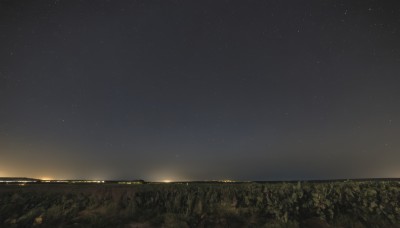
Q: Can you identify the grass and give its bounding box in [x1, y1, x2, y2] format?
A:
[1, 181, 400, 227]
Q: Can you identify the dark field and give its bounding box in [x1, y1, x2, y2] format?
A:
[1, 181, 400, 227]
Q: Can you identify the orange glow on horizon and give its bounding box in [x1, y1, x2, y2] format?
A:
[40, 177, 54, 181]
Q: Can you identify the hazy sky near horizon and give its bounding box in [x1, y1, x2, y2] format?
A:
[1, 0, 400, 181]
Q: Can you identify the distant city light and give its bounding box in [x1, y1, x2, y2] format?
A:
[40, 177, 54, 181]
[70, 180, 105, 184]
[220, 180, 235, 183]
[117, 181, 142, 185]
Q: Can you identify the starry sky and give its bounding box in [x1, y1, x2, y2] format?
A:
[1, 0, 400, 181]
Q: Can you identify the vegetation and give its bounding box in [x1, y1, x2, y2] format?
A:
[1, 181, 400, 227]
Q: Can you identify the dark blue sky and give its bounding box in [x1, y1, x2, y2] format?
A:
[1, 0, 399, 181]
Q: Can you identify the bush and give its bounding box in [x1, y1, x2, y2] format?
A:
[1, 181, 400, 227]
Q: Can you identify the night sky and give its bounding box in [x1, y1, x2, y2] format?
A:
[1, 0, 400, 181]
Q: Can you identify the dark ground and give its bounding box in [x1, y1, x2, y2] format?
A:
[1, 181, 400, 227]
